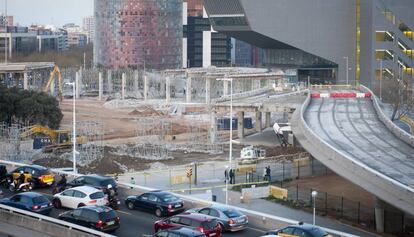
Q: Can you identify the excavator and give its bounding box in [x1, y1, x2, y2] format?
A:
[43, 65, 63, 101]
[20, 125, 87, 152]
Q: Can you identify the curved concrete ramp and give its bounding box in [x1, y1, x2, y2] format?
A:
[292, 94, 414, 215]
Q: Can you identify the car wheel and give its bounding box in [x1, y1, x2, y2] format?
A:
[155, 208, 162, 217]
[53, 198, 62, 209]
[219, 223, 225, 233]
[78, 203, 85, 208]
[127, 201, 135, 210]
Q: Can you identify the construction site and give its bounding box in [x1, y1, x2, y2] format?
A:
[0, 63, 306, 174]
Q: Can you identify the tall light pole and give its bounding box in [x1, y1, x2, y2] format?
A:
[4, 0, 8, 64]
[66, 82, 77, 174]
[217, 77, 233, 205]
[343, 56, 349, 85]
[311, 190, 318, 225]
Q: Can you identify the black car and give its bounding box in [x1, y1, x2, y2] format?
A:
[265, 223, 332, 237]
[59, 205, 120, 232]
[67, 174, 117, 194]
[0, 192, 52, 215]
[125, 190, 184, 217]
[152, 227, 206, 237]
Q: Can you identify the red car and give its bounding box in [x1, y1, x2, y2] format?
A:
[154, 213, 222, 237]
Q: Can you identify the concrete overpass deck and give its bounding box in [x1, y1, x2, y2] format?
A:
[305, 97, 414, 188]
[292, 89, 414, 218]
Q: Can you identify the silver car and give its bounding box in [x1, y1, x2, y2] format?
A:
[186, 204, 248, 232]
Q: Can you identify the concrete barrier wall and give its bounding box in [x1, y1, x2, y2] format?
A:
[359, 85, 414, 147]
[241, 186, 269, 199]
[0, 206, 101, 237]
[291, 91, 414, 216]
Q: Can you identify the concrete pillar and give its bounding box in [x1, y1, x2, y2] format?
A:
[253, 80, 261, 90]
[210, 110, 217, 144]
[121, 73, 126, 100]
[255, 111, 263, 132]
[223, 80, 229, 96]
[375, 198, 385, 233]
[107, 69, 113, 94]
[186, 76, 192, 103]
[144, 75, 148, 101]
[98, 72, 103, 101]
[205, 77, 211, 104]
[23, 72, 28, 90]
[133, 70, 139, 95]
[50, 77, 55, 95]
[166, 76, 171, 103]
[265, 112, 271, 128]
[237, 111, 245, 139]
[75, 71, 80, 99]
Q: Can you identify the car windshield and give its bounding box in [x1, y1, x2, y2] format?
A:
[99, 210, 118, 220]
[38, 168, 51, 176]
[201, 219, 218, 230]
[90, 192, 104, 199]
[161, 194, 179, 202]
[100, 178, 116, 187]
[33, 196, 49, 204]
[223, 209, 243, 218]
[309, 227, 329, 237]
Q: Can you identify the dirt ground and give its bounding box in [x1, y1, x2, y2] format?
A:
[35, 98, 305, 175]
[287, 174, 376, 208]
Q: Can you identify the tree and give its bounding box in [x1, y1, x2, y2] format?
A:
[0, 86, 63, 129]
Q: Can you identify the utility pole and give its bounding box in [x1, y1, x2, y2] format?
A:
[343, 56, 349, 85]
[83, 52, 86, 70]
[4, 0, 8, 64]
[379, 60, 383, 101]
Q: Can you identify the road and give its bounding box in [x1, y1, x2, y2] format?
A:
[304, 97, 414, 187]
[0, 186, 265, 237]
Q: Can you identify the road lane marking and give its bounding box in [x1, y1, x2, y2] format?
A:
[117, 210, 132, 215]
[247, 226, 266, 233]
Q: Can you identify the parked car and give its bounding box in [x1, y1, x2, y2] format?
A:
[59, 205, 120, 232]
[265, 223, 332, 237]
[8, 165, 55, 188]
[0, 192, 52, 215]
[152, 227, 207, 237]
[125, 190, 184, 217]
[53, 186, 108, 209]
[154, 213, 222, 237]
[186, 205, 248, 232]
[67, 174, 117, 195]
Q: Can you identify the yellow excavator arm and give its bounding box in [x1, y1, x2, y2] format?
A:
[20, 125, 87, 146]
[43, 65, 63, 101]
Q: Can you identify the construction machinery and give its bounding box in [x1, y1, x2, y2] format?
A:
[43, 65, 63, 101]
[20, 125, 87, 152]
[273, 122, 292, 147]
[237, 146, 266, 164]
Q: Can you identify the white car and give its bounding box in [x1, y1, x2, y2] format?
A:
[52, 186, 108, 209]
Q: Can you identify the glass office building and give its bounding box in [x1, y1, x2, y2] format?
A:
[94, 0, 183, 70]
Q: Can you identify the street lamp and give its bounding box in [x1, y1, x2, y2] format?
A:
[217, 77, 233, 206]
[66, 82, 77, 174]
[224, 165, 229, 204]
[343, 56, 349, 86]
[311, 190, 318, 225]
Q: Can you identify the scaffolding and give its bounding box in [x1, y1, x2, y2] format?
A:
[76, 121, 104, 166]
[0, 123, 34, 162]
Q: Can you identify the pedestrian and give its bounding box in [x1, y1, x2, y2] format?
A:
[266, 166, 271, 182]
[229, 169, 235, 184]
[263, 167, 267, 181]
[224, 169, 229, 183]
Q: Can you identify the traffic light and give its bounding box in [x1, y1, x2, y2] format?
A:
[186, 168, 193, 178]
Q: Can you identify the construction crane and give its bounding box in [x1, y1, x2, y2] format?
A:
[43, 65, 63, 101]
[20, 125, 87, 152]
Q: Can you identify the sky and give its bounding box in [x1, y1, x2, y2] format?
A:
[3, 0, 93, 27]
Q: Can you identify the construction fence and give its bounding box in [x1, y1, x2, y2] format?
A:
[283, 184, 414, 236]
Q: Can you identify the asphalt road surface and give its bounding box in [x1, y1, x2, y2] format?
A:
[0, 186, 266, 237]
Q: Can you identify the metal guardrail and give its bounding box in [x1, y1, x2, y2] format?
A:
[0, 203, 116, 237]
[0, 159, 358, 237]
